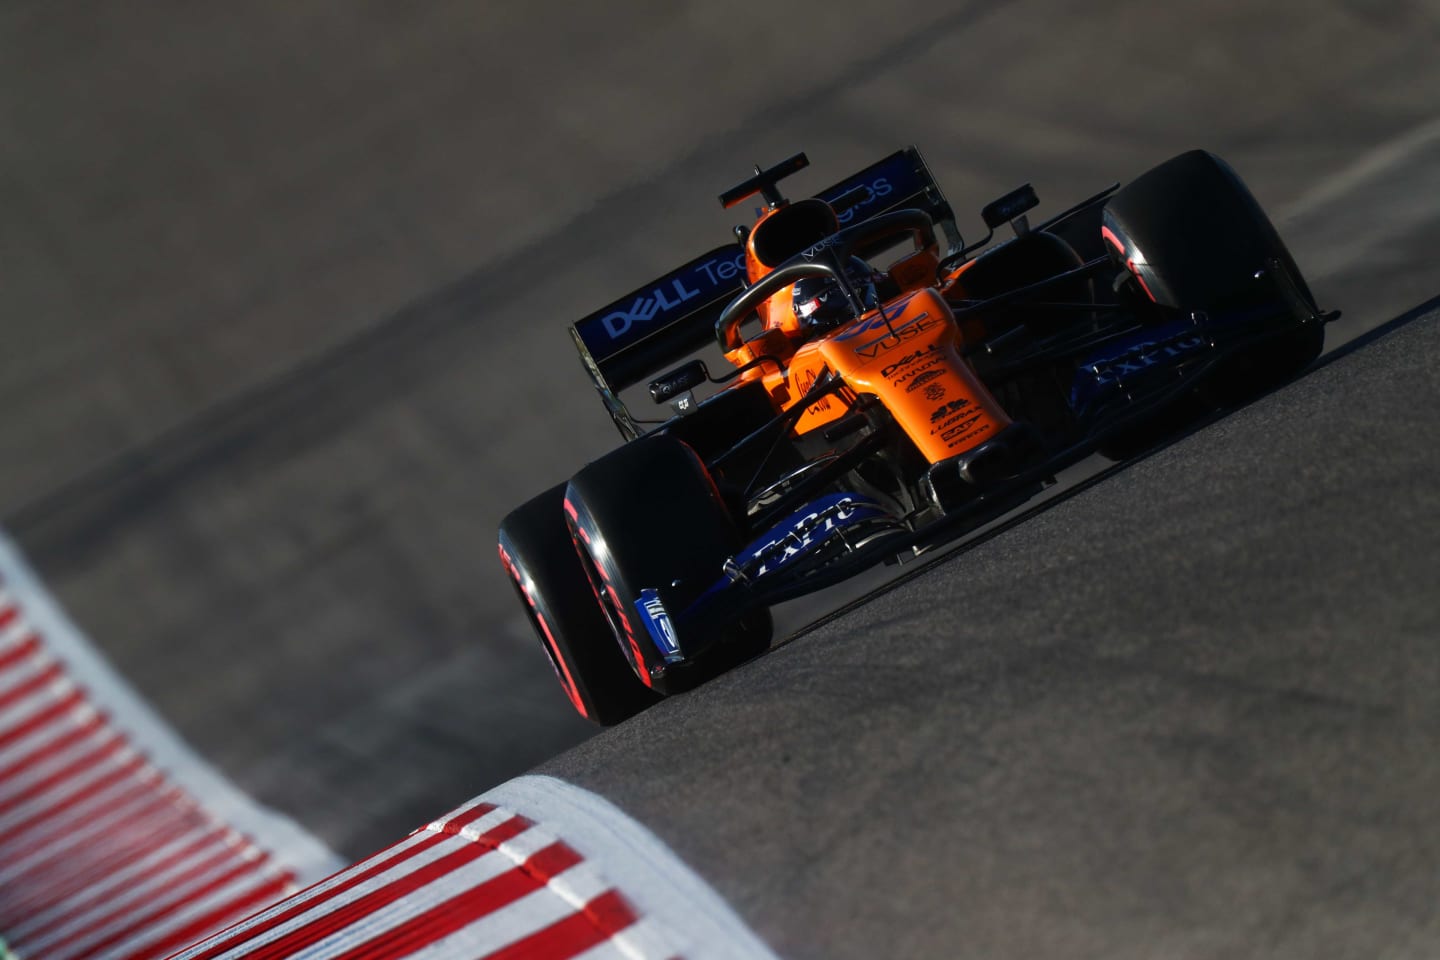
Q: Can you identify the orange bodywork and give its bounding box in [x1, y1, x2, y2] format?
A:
[739, 202, 820, 336]
[721, 197, 1011, 464]
[729, 284, 1012, 463]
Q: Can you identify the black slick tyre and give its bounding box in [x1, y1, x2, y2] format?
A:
[1102, 149, 1317, 314]
[1098, 150, 1325, 442]
[564, 435, 772, 696]
[498, 482, 660, 725]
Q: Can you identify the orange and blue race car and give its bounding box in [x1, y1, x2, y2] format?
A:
[498, 147, 1335, 724]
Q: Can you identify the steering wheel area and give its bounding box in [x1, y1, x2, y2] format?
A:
[715, 208, 936, 352]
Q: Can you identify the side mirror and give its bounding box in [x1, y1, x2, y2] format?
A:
[981, 184, 1039, 233]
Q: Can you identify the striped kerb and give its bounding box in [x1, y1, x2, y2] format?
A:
[0, 582, 299, 960]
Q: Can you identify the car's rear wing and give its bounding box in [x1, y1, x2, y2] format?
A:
[820, 146, 961, 256]
[571, 146, 962, 438]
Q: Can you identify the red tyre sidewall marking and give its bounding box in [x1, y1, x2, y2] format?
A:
[1101, 224, 1159, 303]
[496, 543, 589, 719]
[564, 497, 655, 689]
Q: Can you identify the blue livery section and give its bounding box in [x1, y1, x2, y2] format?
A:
[1069, 316, 1208, 413]
[816, 149, 947, 230]
[1068, 304, 1293, 413]
[676, 491, 909, 633]
[573, 244, 747, 391]
[670, 493, 899, 640]
[728, 492, 896, 580]
[635, 588, 685, 664]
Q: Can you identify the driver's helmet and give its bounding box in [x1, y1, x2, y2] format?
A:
[791, 256, 882, 332]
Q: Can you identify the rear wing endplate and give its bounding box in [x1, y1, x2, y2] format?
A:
[816, 146, 961, 257]
[572, 146, 960, 438]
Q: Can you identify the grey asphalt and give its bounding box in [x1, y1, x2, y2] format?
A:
[2, 3, 1438, 944]
[547, 305, 1440, 958]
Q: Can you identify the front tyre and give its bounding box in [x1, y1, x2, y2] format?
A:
[498, 483, 660, 725]
[565, 435, 772, 696]
[1098, 150, 1325, 445]
[1102, 149, 1318, 314]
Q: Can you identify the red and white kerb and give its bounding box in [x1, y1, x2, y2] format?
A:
[0, 584, 298, 960]
[168, 797, 681, 960]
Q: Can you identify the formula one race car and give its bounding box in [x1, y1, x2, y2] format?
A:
[499, 147, 1334, 724]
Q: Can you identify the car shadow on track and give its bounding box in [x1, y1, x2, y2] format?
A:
[1310, 292, 1440, 371]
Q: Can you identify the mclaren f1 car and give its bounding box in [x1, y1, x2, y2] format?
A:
[498, 146, 1334, 723]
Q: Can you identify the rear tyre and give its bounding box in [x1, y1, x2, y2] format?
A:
[565, 435, 772, 696]
[498, 483, 660, 725]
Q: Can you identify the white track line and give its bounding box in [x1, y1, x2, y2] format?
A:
[1281, 114, 1440, 223]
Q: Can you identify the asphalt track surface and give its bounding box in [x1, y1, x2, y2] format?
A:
[547, 305, 1440, 958]
[3, 2, 1439, 953]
